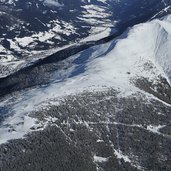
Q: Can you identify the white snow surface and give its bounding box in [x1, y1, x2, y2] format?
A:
[0, 15, 171, 144]
[93, 155, 108, 163]
[80, 27, 116, 42]
[0, 0, 63, 6]
[114, 149, 131, 163]
[43, 0, 63, 7]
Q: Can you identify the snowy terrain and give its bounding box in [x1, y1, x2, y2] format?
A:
[0, 15, 171, 145]
[0, 1, 171, 170]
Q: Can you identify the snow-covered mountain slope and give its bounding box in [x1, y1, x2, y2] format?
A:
[0, 14, 171, 146]
[0, 0, 171, 77]
[1, 14, 171, 96]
